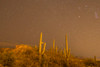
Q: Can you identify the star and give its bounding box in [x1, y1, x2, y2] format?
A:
[94, 11, 99, 19]
[85, 5, 88, 8]
[78, 16, 81, 18]
[78, 7, 81, 10]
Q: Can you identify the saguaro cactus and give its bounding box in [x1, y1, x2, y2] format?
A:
[65, 34, 68, 55]
[65, 34, 71, 60]
[39, 32, 43, 55]
[64, 48, 66, 58]
[67, 48, 70, 59]
[94, 56, 97, 64]
[55, 46, 58, 54]
[53, 40, 55, 50]
[94, 56, 96, 61]
[39, 32, 46, 54]
[39, 32, 46, 64]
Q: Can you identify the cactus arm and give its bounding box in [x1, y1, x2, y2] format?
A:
[42, 43, 46, 55]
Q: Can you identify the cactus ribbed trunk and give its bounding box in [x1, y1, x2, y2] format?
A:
[39, 32, 42, 64]
[39, 32, 43, 55]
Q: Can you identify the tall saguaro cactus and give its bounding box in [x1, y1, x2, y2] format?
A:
[65, 34, 71, 67]
[39, 32, 46, 64]
[65, 34, 71, 59]
[53, 40, 55, 50]
[39, 32, 43, 55]
[65, 35, 68, 55]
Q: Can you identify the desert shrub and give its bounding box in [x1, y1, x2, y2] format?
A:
[96, 61, 100, 67]
[0, 45, 98, 67]
[13, 45, 39, 67]
[83, 58, 97, 67]
[0, 51, 15, 67]
[0, 64, 3, 67]
[69, 60, 85, 67]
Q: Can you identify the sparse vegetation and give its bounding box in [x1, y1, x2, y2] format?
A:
[0, 32, 99, 67]
[0, 45, 99, 67]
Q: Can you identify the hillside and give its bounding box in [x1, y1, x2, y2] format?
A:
[0, 44, 99, 67]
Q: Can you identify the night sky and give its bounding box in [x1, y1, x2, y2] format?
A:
[0, 0, 100, 58]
